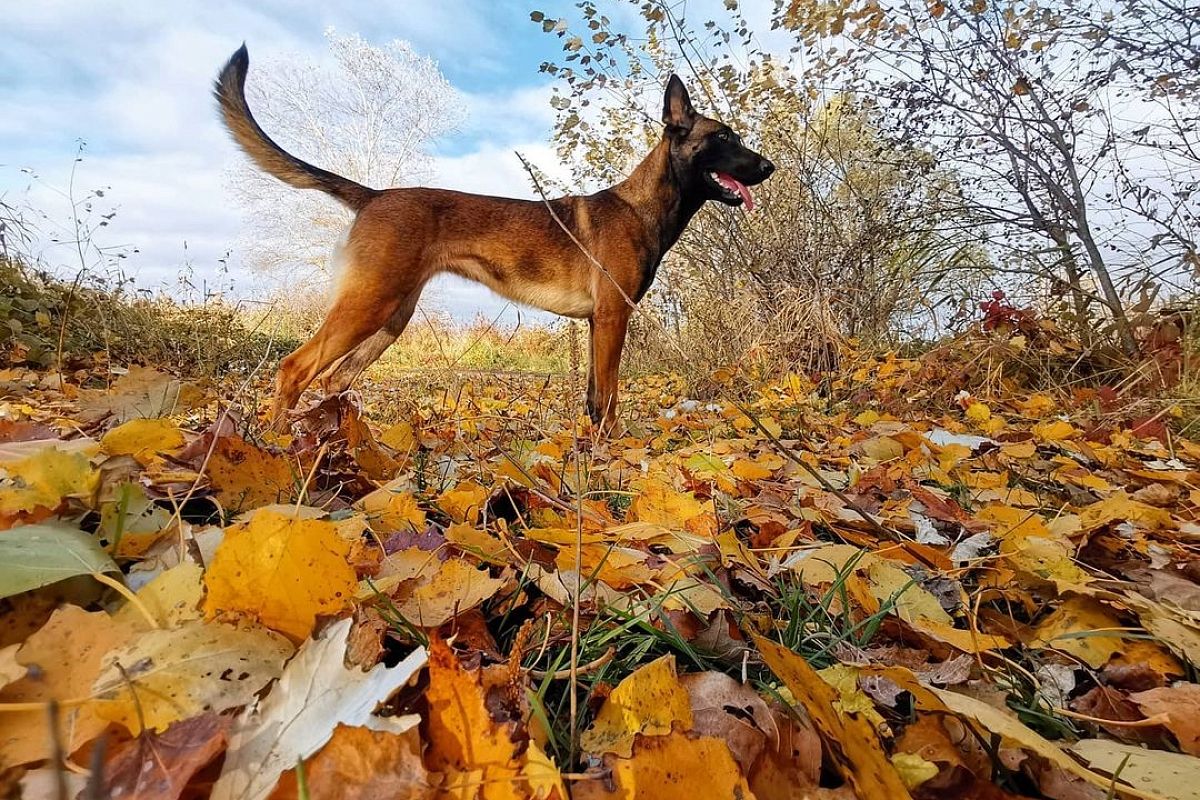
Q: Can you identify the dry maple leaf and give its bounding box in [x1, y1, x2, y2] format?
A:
[211, 617, 425, 800]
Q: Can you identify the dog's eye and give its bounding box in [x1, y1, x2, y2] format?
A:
[717, 131, 731, 141]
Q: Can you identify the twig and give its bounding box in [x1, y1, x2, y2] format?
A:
[529, 646, 617, 680]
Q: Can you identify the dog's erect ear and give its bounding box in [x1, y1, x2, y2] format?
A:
[662, 74, 697, 137]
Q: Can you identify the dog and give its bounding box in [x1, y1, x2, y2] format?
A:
[214, 45, 774, 433]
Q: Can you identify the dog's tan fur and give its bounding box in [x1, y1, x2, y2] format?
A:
[215, 45, 772, 432]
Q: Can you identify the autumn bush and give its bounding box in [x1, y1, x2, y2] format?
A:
[0, 255, 294, 379]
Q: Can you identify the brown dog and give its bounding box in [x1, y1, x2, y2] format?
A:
[214, 45, 773, 432]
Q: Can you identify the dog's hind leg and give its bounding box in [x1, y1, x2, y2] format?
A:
[320, 285, 423, 394]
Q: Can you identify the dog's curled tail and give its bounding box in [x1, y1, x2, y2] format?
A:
[214, 45, 378, 211]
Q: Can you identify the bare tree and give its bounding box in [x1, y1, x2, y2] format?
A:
[230, 28, 465, 294]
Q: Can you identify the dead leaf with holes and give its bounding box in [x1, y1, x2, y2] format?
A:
[203, 508, 358, 641]
[91, 619, 293, 734]
[0, 446, 98, 523]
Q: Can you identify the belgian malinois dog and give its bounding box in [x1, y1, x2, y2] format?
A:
[214, 45, 774, 433]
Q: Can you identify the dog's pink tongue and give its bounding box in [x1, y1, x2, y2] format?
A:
[716, 172, 754, 211]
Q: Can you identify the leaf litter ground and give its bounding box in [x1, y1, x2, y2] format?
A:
[0, 348, 1199, 800]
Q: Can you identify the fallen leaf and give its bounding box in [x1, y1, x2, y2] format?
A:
[574, 729, 753, 800]
[356, 480, 426, 533]
[437, 481, 490, 524]
[393, 557, 503, 628]
[0, 522, 118, 599]
[0, 605, 134, 766]
[1070, 738, 1199, 800]
[205, 436, 297, 512]
[92, 619, 293, 734]
[425, 635, 558, 800]
[98, 712, 230, 800]
[754, 634, 913, 799]
[100, 417, 185, 463]
[80, 365, 203, 423]
[115, 560, 205, 629]
[0, 447, 98, 521]
[1033, 596, 1126, 667]
[580, 654, 693, 758]
[211, 617, 425, 800]
[679, 671, 772, 772]
[1131, 684, 1200, 755]
[204, 508, 357, 641]
[269, 724, 435, 800]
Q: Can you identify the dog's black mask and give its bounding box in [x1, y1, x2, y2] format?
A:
[662, 75, 775, 209]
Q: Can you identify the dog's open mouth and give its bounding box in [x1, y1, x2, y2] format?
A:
[708, 171, 754, 211]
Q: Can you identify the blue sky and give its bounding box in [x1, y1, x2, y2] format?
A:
[0, 0, 648, 319]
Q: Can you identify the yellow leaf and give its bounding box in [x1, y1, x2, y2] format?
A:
[1033, 419, 1077, 442]
[205, 436, 296, 512]
[356, 480, 426, 533]
[0, 447, 98, 516]
[892, 752, 940, 789]
[854, 410, 881, 426]
[394, 558, 503, 628]
[575, 729, 751, 800]
[204, 509, 357, 641]
[855, 435, 904, 462]
[732, 458, 773, 480]
[867, 560, 952, 626]
[965, 402, 991, 422]
[818, 664, 886, 728]
[0, 606, 135, 766]
[1077, 491, 1175, 531]
[1033, 596, 1125, 667]
[629, 479, 711, 533]
[437, 481, 490, 524]
[115, 560, 205, 628]
[379, 420, 416, 453]
[92, 620, 292, 734]
[100, 418, 184, 463]
[754, 635, 913, 799]
[580, 655, 693, 758]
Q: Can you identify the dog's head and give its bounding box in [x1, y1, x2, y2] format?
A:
[662, 75, 774, 210]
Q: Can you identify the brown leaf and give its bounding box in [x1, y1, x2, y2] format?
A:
[1071, 686, 1163, 746]
[1131, 684, 1200, 755]
[269, 724, 434, 800]
[746, 702, 828, 799]
[100, 713, 230, 800]
[679, 671, 772, 772]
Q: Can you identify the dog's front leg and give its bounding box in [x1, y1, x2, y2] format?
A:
[586, 307, 630, 435]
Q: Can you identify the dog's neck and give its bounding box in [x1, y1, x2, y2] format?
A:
[611, 137, 706, 263]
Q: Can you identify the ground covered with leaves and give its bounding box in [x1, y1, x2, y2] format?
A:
[1, 332, 1199, 800]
